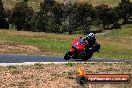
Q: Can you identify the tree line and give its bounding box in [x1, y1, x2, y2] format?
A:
[0, 0, 132, 34]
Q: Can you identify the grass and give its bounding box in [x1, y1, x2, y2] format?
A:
[57, 0, 132, 7]
[89, 0, 121, 7]
[0, 24, 132, 60]
[65, 62, 76, 67]
[3, 0, 132, 12]
[0, 30, 81, 56]
[93, 24, 132, 60]
[3, 0, 41, 11]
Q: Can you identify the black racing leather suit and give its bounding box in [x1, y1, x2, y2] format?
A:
[82, 37, 98, 53]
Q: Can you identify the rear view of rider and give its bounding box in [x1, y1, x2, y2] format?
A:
[82, 32, 100, 53]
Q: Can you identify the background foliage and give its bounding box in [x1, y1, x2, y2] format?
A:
[0, 0, 132, 34]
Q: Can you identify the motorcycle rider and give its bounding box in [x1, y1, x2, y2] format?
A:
[81, 32, 100, 53]
[64, 32, 100, 60]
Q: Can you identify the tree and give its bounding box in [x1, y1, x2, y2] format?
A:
[44, 0, 56, 6]
[10, 2, 34, 31]
[4, 9, 12, 18]
[62, 1, 74, 34]
[51, 2, 63, 33]
[40, 0, 56, 13]
[107, 7, 120, 29]
[37, 1, 56, 33]
[0, 0, 9, 29]
[95, 4, 120, 30]
[23, 0, 28, 3]
[117, 0, 131, 24]
[68, 10, 80, 34]
[63, 1, 74, 18]
[95, 4, 110, 30]
[31, 11, 48, 32]
[0, 0, 5, 19]
[75, 1, 93, 33]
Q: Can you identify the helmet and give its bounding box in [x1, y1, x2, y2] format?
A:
[87, 33, 95, 40]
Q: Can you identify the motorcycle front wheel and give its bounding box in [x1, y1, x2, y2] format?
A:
[64, 51, 75, 60]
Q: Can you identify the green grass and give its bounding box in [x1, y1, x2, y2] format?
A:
[0, 30, 80, 56]
[0, 24, 132, 60]
[93, 25, 132, 60]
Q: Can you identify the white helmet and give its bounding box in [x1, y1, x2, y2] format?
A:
[87, 33, 95, 40]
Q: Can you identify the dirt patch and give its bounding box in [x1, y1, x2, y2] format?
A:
[0, 42, 44, 55]
[0, 63, 131, 88]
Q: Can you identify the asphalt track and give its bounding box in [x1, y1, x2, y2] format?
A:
[0, 54, 132, 66]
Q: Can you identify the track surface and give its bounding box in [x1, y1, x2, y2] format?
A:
[0, 54, 132, 63]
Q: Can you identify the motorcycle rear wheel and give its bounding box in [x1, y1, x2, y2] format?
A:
[76, 76, 87, 85]
[81, 52, 93, 61]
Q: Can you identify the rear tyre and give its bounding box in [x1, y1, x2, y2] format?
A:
[93, 44, 100, 52]
[64, 51, 74, 60]
[83, 52, 93, 61]
[83, 57, 89, 61]
[76, 76, 87, 85]
[78, 53, 88, 61]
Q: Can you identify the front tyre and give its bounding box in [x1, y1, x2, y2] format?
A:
[64, 51, 74, 60]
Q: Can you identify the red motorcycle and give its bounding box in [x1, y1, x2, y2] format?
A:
[64, 37, 100, 61]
